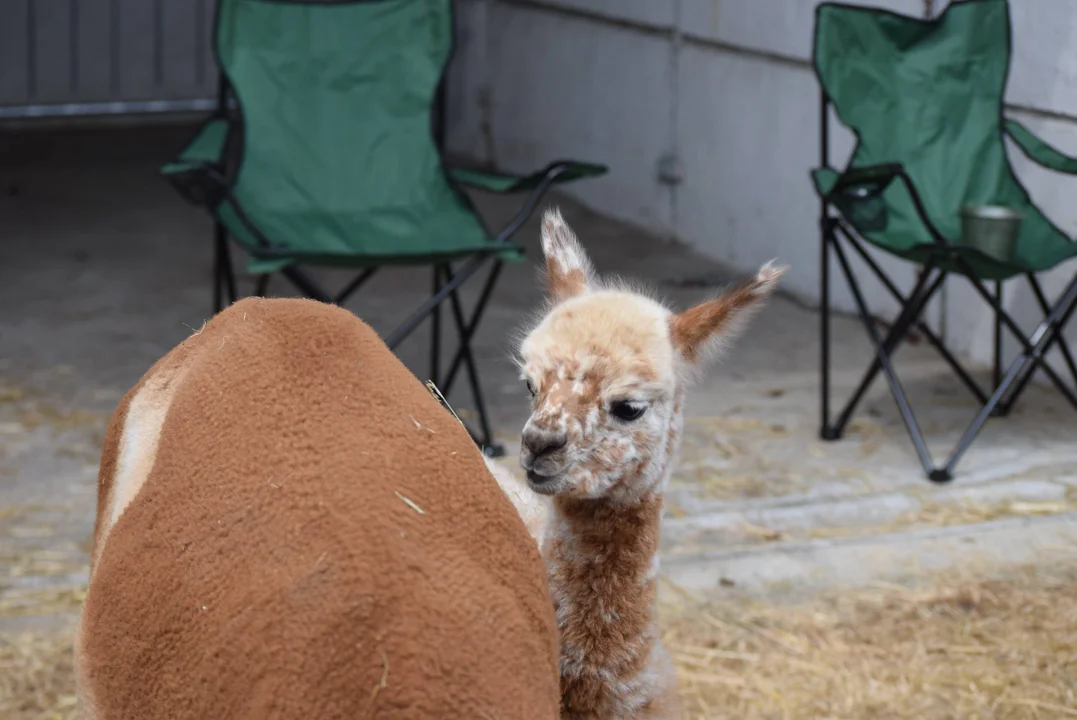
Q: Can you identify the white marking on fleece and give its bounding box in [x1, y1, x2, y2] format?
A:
[643, 554, 662, 583]
[541, 207, 595, 288]
[104, 367, 187, 539]
[615, 637, 676, 715]
[484, 456, 550, 548]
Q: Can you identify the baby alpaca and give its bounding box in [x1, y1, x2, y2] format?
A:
[516, 208, 785, 718]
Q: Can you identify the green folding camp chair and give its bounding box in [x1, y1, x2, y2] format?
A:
[160, 0, 607, 457]
[813, 0, 1077, 481]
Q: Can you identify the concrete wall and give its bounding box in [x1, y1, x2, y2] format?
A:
[446, 0, 1077, 373]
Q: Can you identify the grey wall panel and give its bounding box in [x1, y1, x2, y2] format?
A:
[31, 0, 75, 103]
[116, 0, 156, 99]
[76, 0, 119, 102]
[199, 0, 216, 88]
[161, 0, 201, 97]
[0, 0, 32, 105]
[1, 0, 217, 118]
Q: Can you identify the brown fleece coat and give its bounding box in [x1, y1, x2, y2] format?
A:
[76, 297, 560, 720]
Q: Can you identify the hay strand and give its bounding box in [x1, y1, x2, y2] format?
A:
[393, 491, 425, 515]
[424, 381, 465, 428]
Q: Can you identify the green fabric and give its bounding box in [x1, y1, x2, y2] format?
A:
[813, 0, 1077, 280]
[1005, 119, 1077, 175]
[449, 162, 608, 193]
[161, 118, 230, 175]
[213, 0, 518, 268]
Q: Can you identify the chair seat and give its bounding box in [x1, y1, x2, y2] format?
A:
[214, 196, 525, 274]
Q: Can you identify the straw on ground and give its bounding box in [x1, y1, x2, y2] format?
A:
[3, 561, 1076, 719]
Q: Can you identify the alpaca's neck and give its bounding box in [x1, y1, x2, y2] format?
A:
[545, 491, 665, 713]
[546, 400, 686, 714]
[549, 493, 664, 582]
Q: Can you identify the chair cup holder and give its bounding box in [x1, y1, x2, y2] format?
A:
[833, 186, 890, 233]
[960, 204, 1022, 263]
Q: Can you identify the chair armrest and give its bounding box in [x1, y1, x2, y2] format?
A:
[448, 160, 607, 193]
[1005, 119, 1077, 175]
[489, 162, 604, 244]
[160, 118, 232, 207]
[822, 163, 904, 200]
[161, 117, 230, 175]
[816, 162, 949, 246]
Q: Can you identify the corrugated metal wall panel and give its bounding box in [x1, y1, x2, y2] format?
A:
[0, 0, 218, 119]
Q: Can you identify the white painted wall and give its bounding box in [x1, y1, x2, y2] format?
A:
[446, 0, 1077, 377]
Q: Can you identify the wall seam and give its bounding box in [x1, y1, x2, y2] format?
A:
[668, 0, 683, 240]
[479, 0, 495, 165]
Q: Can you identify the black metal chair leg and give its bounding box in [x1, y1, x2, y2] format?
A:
[280, 265, 333, 303]
[997, 277, 1077, 414]
[213, 251, 224, 314]
[832, 237, 943, 480]
[1027, 275, 1077, 384]
[821, 219, 836, 440]
[829, 265, 943, 438]
[426, 262, 497, 454]
[1001, 274, 1077, 409]
[441, 261, 504, 397]
[944, 272, 1077, 475]
[375, 258, 505, 458]
[220, 235, 238, 309]
[431, 266, 443, 388]
[213, 222, 229, 313]
[254, 274, 270, 298]
[819, 92, 835, 441]
[384, 252, 494, 349]
[991, 279, 1007, 416]
[957, 267, 1077, 410]
[442, 269, 502, 458]
[333, 268, 378, 305]
[994, 280, 1004, 387]
[839, 224, 987, 405]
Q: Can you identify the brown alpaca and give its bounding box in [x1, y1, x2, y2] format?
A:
[74, 297, 561, 720]
[514, 209, 785, 719]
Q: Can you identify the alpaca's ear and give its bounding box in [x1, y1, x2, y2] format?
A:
[670, 261, 786, 364]
[540, 207, 595, 304]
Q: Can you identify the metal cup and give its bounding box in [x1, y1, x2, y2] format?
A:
[960, 204, 1022, 264]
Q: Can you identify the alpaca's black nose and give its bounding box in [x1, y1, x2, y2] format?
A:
[521, 429, 567, 459]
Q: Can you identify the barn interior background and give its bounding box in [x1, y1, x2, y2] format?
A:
[2, 1, 1077, 717]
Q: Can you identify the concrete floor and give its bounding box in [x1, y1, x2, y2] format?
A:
[1, 124, 1076, 631]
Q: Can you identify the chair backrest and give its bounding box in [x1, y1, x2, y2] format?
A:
[216, 0, 485, 255]
[814, 0, 1034, 244]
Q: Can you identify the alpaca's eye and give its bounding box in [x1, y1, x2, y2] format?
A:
[526, 380, 536, 397]
[610, 401, 646, 422]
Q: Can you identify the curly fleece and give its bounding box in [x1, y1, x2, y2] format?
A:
[76, 297, 560, 720]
